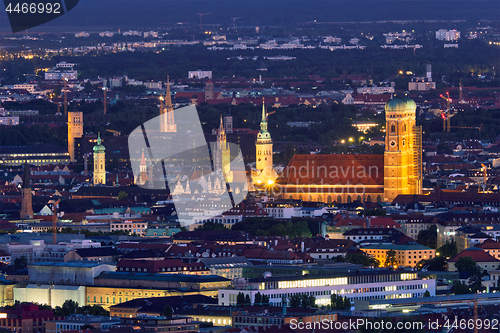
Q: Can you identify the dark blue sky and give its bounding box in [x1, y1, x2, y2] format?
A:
[1, 0, 498, 33]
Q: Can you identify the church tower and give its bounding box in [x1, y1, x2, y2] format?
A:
[255, 98, 273, 176]
[214, 115, 233, 183]
[384, 97, 422, 202]
[68, 111, 83, 162]
[160, 76, 177, 133]
[205, 80, 214, 100]
[20, 163, 34, 219]
[135, 149, 149, 185]
[93, 133, 106, 185]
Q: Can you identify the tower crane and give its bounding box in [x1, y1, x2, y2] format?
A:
[231, 17, 241, 29]
[197, 13, 211, 30]
[52, 198, 61, 244]
[266, 110, 276, 122]
[440, 92, 451, 133]
[102, 87, 107, 115]
[106, 129, 121, 136]
[83, 152, 92, 177]
[481, 163, 488, 192]
[63, 78, 68, 116]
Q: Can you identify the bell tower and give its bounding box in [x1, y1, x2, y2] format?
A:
[20, 162, 34, 219]
[93, 133, 106, 185]
[255, 98, 273, 177]
[384, 97, 422, 202]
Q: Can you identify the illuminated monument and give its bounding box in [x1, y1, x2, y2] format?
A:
[275, 97, 422, 203]
[93, 133, 106, 185]
[253, 98, 277, 185]
[160, 76, 176, 133]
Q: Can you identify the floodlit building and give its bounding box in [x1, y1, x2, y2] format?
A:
[218, 270, 435, 307]
[436, 29, 460, 41]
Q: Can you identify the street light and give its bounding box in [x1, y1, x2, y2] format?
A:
[349, 137, 354, 142]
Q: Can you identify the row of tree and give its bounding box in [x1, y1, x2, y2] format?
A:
[235, 291, 350, 310]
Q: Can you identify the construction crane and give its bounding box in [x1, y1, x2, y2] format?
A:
[448, 124, 483, 139]
[63, 78, 68, 116]
[83, 152, 92, 177]
[106, 129, 121, 136]
[459, 78, 463, 102]
[52, 198, 61, 244]
[481, 163, 488, 192]
[266, 110, 276, 122]
[102, 87, 107, 115]
[231, 17, 241, 29]
[197, 13, 211, 30]
[440, 92, 452, 133]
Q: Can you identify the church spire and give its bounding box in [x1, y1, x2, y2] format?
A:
[165, 76, 173, 112]
[259, 97, 268, 134]
[219, 115, 226, 137]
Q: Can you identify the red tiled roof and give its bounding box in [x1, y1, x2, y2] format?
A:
[370, 217, 401, 228]
[476, 239, 500, 250]
[449, 248, 500, 263]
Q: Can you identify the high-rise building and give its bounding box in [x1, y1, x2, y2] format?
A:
[68, 111, 83, 162]
[93, 133, 106, 185]
[160, 76, 176, 133]
[20, 163, 34, 219]
[383, 97, 422, 202]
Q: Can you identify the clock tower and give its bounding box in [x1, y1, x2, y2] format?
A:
[255, 98, 273, 176]
[384, 97, 422, 202]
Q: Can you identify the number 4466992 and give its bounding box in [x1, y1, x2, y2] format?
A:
[5, 2, 61, 14]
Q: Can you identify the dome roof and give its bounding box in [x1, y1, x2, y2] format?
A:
[385, 97, 416, 113]
[93, 133, 105, 153]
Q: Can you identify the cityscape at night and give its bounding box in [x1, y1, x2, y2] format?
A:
[0, 1, 499, 332]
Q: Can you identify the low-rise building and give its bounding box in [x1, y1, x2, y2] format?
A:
[475, 239, 500, 260]
[46, 314, 120, 333]
[447, 247, 500, 273]
[0, 303, 61, 333]
[218, 270, 435, 307]
[110, 221, 148, 235]
[28, 261, 116, 285]
[64, 247, 123, 263]
[360, 244, 435, 267]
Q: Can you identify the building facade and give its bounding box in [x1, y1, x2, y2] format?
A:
[275, 97, 422, 204]
[68, 111, 83, 162]
[218, 271, 435, 307]
[93, 133, 106, 185]
[20, 163, 34, 219]
[160, 76, 176, 133]
[383, 98, 422, 202]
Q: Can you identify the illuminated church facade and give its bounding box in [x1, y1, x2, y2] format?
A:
[273, 97, 422, 203]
